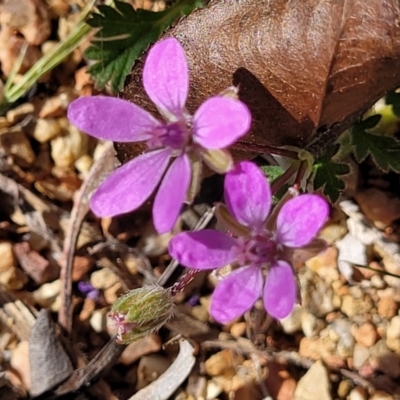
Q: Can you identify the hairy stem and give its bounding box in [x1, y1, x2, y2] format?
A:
[270, 164, 297, 195]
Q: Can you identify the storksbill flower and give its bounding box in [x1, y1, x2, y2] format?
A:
[169, 161, 329, 323]
[68, 38, 251, 233]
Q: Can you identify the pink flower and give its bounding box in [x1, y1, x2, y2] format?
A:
[169, 161, 329, 323]
[68, 38, 251, 233]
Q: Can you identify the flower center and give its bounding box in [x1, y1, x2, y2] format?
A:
[147, 121, 189, 150]
[232, 234, 277, 267]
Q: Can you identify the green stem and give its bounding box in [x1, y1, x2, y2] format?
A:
[353, 263, 400, 280]
[2, 0, 97, 107]
[293, 159, 308, 189]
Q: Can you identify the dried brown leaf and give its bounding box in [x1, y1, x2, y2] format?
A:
[129, 340, 195, 400]
[121, 0, 400, 160]
[29, 309, 73, 397]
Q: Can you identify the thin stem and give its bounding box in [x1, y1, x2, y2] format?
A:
[293, 159, 308, 189]
[157, 206, 215, 287]
[233, 142, 299, 159]
[3, 43, 28, 94]
[353, 263, 400, 280]
[270, 164, 297, 195]
[168, 269, 199, 297]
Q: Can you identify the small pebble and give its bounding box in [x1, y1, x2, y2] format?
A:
[10, 341, 30, 390]
[6, 103, 34, 124]
[281, 305, 303, 334]
[353, 344, 370, 369]
[0, 241, 16, 272]
[348, 387, 368, 400]
[386, 316, 400, 353]
[369, 391, 395, 400]
[90, 308, 108, 333]
[340, 295, 373, 318]
[119, 333, 161, 365]
[0, 130, 36, 166]
[370, 274, 385, 289]
[337, 379, 351, 398]
[30, 118, 61, 142]
[204, 349, 244, 377]
[230, 322, 247, 338]
[32, 279, 61, 307]
[50, 124, 88, 168]
[103, 282, 123, 304]
[301, 311, 318, 337]
[377, 296, 398, 319]
[353, 322, 378, 347]
[90, 268, 120, 291]
[0, 266, 28, 290]
[294, 360, 332, 400]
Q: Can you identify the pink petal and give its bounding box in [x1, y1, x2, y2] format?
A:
[67, 96, 159, 141]
[224, 161, 272, 229]
[276, 194, 329, 247]
[143, 38, 188, 120]
[210, 265, 263, 324]
[193, 97, 251, 149]
[90, 148, 171, 217]
[264, 261, 296, 319]
[153, 154, 191, 234]
[168, 230, 236, 269]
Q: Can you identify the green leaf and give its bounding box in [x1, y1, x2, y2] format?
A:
[313, 144, 350, 203]
[260, 165, 284, 181]
[350, 115, 400, 172]
[386, 90, 400, 118]
[85, 0, 204, 92]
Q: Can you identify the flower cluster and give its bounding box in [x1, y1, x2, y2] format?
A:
[68, 37, 330, 336]
[68, 38, 251, 234]
[169, 161, 329, 323]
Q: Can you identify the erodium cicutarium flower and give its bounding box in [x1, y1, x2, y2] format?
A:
[169, 161, 329, 323]
[67, 38, 251, 234]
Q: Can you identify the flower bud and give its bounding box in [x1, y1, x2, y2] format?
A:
[108, 286, 174, 344]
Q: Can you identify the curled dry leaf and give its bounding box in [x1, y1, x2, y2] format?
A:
[29, 309, 73, 397]
[120, 0, 400, 161]
[129, 340, 195, 400]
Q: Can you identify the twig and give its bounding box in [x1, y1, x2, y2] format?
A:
[52, 338, 125, 397]
[233, 141, 299, 159]
[58, 142, 116, 332]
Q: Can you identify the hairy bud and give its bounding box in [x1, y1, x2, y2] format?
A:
[108, 286, 174, 344]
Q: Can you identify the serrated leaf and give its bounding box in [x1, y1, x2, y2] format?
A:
[354, 114, 381, 131]
[350, 116, 400, 172]
[85, 0, 204, 92]
[313, 144, 350, 203]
